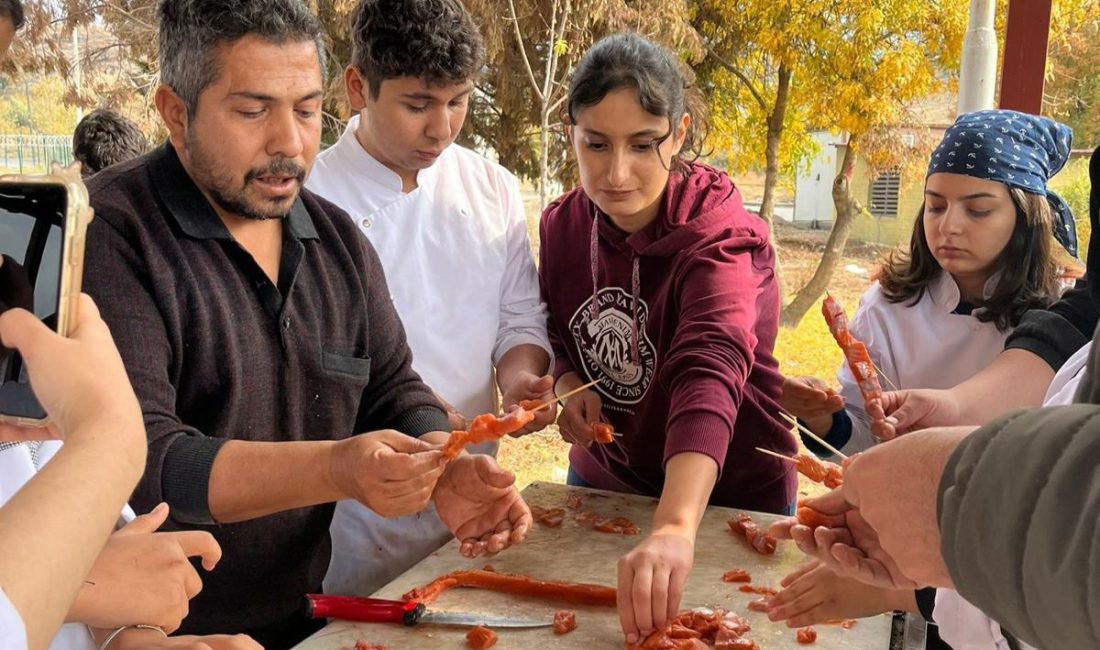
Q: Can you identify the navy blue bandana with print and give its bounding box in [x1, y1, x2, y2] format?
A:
[928, 109, 1077, 258]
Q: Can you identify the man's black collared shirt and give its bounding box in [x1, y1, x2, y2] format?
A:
[83, 143, 449, 640]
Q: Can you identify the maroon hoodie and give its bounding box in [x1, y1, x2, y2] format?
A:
[539, 162, 797, 513]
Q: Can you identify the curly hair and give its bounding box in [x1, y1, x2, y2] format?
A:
[72, 109, 149, 176]
[878, 187, 1061, 331]
[349, 0, 484, 97]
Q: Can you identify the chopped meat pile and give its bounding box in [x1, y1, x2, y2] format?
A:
[626, 608, 758, 650]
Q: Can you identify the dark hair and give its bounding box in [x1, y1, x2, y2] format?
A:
[0, 0, 23, 30]
[566, 33, 709, 168]
[72, 109, 149, 177]
[878, 187, 1060, 331]
[157, 0, 326, 116]
[350, 0, 484, 98]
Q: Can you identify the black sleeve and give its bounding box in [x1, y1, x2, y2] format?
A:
[1004, 281, 1096, 371]
[914, 588, 937, 621]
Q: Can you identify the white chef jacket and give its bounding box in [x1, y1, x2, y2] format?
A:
[307, 116, 551, 596]
[836, 272, 1009, 455]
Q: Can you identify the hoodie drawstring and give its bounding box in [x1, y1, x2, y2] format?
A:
[589, 205, 642, 366]
[630, 255, 641, 365]
[589, 206, 600, 322]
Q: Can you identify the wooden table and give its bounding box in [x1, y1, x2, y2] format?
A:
[295, 481, 893, 649]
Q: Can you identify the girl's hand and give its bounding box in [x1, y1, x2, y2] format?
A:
[768, 560, 908, 627]
[617, 531, 694, 644]
[556, 388, 603, 446]
[781, 376, 843, 433]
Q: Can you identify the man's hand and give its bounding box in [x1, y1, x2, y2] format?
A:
[330, 430, 446, 517]
[770, 494, 919, 591]
[770, 427, 970, 589]
[68, 504, 221, 633]
[432, 454, 531, 558]
[500, 371, 556, 435]
[617, 531, 693, 645]
[781, 377, 844, 433]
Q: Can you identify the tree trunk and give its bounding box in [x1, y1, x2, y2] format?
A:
[760, 63, 792, 300]
[779, 135, 863, 328]
[758, 63, 791, 227]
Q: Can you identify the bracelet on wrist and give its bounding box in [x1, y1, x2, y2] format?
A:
[97, 624, 167, 650]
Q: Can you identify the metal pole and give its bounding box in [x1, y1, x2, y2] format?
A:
[958, 0, 998, 114]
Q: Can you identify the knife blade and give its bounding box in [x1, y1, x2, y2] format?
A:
[305, 594, 552, 628]
[419, 609, 552, 628]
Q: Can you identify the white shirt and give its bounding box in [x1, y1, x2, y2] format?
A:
[836, 273, 1009, 454]
[1043, 341, 1091, 406]
[0, 443, 95, 650]
[933, 590, 1037, 650]
[307, 116, 551, 596]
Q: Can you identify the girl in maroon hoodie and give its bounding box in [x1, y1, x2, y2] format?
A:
[539, 33, 798, 644]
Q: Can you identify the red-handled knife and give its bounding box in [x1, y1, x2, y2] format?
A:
[305, 594, 553, 628]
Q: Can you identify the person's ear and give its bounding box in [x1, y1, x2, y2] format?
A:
[154, 85, 189, 153]
[346, 66, 370, 113]
[671, 113, 691, 157]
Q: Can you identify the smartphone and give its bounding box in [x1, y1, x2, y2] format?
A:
[0, 164, 93, 426]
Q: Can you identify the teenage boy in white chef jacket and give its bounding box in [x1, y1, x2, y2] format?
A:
[306, 0, 553, 596]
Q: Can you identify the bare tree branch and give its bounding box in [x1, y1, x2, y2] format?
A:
[507, 0, 543, 102]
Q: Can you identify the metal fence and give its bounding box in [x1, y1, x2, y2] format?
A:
[0, 134, 74, 174]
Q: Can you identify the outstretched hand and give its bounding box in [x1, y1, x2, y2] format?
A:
[432, 454, 532, 557]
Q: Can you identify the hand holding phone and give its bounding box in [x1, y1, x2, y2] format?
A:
[0, 294, 144, 446]
[0, 164, 93, 427]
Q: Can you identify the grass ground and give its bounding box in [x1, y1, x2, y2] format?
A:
[499, 221, 887, 496]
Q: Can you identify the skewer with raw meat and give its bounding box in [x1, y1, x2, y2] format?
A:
[821, 295, 885, 407]
[442, 381, 614, 459]
[441, 409, 536, 459]
[756, 446, 844, 489]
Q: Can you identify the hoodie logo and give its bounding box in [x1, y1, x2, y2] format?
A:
[570, 288, 656, 405]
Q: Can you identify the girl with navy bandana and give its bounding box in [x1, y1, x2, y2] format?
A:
[773, 110, 1077, 649]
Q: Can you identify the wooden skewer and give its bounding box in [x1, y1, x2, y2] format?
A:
[869, 359, 900, 392]
[777, 411, 848, 460]
[526, 378, 600, 412]
[514, 379, 623, 438]
[755, 447, 797, 464]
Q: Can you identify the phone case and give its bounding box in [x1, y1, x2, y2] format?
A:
[0, 162, 94, 427]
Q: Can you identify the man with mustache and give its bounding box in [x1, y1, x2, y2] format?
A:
[81, 1, 531, 647]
